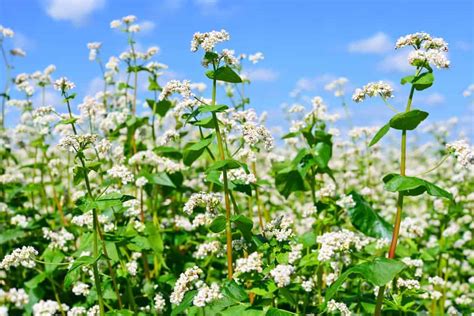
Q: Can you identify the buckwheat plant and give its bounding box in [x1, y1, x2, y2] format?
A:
[353, 32, 456, 315]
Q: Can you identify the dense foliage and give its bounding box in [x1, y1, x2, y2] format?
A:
[0, 17, 473, 316]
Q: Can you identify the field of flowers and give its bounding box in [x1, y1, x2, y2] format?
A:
[0, 15, 473, 316]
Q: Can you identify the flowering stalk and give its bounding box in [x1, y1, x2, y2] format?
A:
[210, 69, 234, 279]
[374, 68, 419, 316]
[61, 90, 105, 315]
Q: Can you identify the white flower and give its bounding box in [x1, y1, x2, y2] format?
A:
[408, 50, 450, 68]
[336, 194, 356, 209]
[10, 48, 26, 57]
[1, 288, 29, 308]
[58, 134, 98, 152]
[170, 266, 203, 305]
[33, 300, 69, 316]
[288, 243, 303, 264]
[126, 260, 138, 276]
[397, 278, 420, 290]
[270, 264, 294, 287]
[43, 227, 75, 251]
[122, 15, 137, 24]
[327, 300, 350, 316]
[264, 216, 293, 242]
[191, 29, 230, 52]
[159, 80, 192, 101]
[395, 32, 433, 49]
[193, 241, 221, 259]
[446, 140, 474, 168]
[53, 77, 75, 91]
[11, 214, 29, 228]
[107, 165, 134, 185]
[241, 122, 274, 150]
[249, 52, 264, 64]
[87, 42, 102, 61]
[154, 293, 166, 312]
[0, 246, 38, 270]
[352, 81, 394, 103]
[135, 176, 148, 187]
[72, 282, 90, 296]
[183, 192, 220, 215]
[223, 168, 257, 184]
[0, 25, 14, 38]
[110, 19, 122, 28]
[234, 252, 263, 275]
[128, 24, 140, 33]
[301, 278, 315, 292]
[316, 229, 369, 262]
[192, 283, 222, 307]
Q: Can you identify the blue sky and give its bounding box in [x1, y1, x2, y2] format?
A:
[1, 0, 473, 137]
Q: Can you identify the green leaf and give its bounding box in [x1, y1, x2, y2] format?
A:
[389, 109, 429, 130]
[199, 104, 229, 113]
[58, 118, 78, 125]
[210, 215, 226, 233]
[148, 77, 161, 91]
[25, 272, 47, 289]
[146, 99, 172, 117]
[412, 72, 434, 91]
[207, 159, 242, 172]
[172, 290, 197, 316]
[383, 174, 453, 200]
[0, 229, 26, 244]
[193, 116, 216, 128]
[275, 168, 305, 199]
[266, 308, 296, 316]
[231, 215, 253, 239]
[313, 142, 331, 168]
[400, 75, 415, 85]
[206, 66, 242, 83]
[348, 192, 392, 239]
[106, 310, 134, 316]
[183, 136, 214, 166]
[148, 172, 176, 188]
[325, 258, 406, 302]
[146, 222, 163, 255]
[222, 280, 248, 302]
[369, 123, 390, 147]
[42, 248, 65, 274]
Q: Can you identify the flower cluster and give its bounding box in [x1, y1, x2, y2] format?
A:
[190, 29, 230, 52]
[0, 246, 38, 270]
[446, 140, 474, 168]
[170, 266, 203, 305]
[352, 81, 394, 103]
[183, 192, 221, 215]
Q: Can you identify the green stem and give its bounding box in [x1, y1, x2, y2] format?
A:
[210, 68, 233, 279]
[374, 73, 418, 316]
[63, 92, 106, 315]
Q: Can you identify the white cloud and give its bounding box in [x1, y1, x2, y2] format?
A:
[416, 92, 445, 106]
[290, 74, 336, 96]
[377, 50, 412, 73]
[139, 21, 156, 34]
[454, 40, 472, 51]
[33, 89, 63, 110]
[12, 32, 35, 51]
[348, 32, 392, 54]
[44, 0, 105, 24]
[86, 76, 104, 96]
[243, 68, 278, 82]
